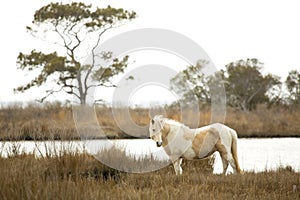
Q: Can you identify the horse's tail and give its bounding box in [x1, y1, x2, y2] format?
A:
[231, 130, 243, 174]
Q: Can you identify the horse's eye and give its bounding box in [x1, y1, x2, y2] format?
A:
[152, 129, 155, 132]
[151, 119, 155, 124]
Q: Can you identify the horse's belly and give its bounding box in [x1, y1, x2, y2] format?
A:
[182, 147, 215, 160]
[182, 147, 197, 160]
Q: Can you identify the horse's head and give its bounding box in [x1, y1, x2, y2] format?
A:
[149, 115, 164, 147]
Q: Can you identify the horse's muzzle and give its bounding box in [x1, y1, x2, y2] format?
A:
[156, 141, 162, 147]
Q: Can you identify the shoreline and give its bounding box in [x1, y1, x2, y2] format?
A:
[0, 134, 300, 142]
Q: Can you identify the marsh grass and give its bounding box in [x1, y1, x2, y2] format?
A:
[0, 144, 299, 200]
[1, 102, 300, 140]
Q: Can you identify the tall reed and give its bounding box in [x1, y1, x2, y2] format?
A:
[1, 102, 300, 140]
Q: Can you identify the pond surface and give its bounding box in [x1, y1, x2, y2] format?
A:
[1, 138, 299, 173]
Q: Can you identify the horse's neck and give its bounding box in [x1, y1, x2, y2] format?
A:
[166, 123, 196, 142]
[168, 123, 195, 135]
[162, 123, 170, 135]
[188, 127, 197, 134]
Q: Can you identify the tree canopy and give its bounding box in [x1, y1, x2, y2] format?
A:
[170, 58, 282, 111]
[286, 70, 300, 105]
[170, 60, 211, 104]
[224, 58, 280, 111]
[15, 2, 136, 104]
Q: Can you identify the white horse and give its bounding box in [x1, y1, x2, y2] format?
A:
[149, 115, 243, 175]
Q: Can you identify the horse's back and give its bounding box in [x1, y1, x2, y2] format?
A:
[210, 123, 237, 137]
[201, 123, 238, 149]
[197, 123, 236, 134]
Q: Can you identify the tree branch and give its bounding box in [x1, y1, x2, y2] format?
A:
[83, 25, 114, 97]
[36, 87, 64, 103]
[86, 82, 117, 90]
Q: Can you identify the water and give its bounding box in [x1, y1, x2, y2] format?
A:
[1, 138, 300, 173]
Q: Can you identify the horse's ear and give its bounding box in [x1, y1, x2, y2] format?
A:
[153, 115, 164, 124]
[151, 119, 155, 124]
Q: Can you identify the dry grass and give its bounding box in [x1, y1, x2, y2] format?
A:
[224, 105, 300, 137]
[0, 146, 299, 200]
[1, 102, 300, 140]
[0, 102, 76, 140]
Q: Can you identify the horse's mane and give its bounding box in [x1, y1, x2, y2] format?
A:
[164, 118, 183, 126]
[162, 117, 191, 129]
[153, 115, 190, 130]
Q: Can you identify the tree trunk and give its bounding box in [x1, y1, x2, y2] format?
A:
[76, 70, 87, 105]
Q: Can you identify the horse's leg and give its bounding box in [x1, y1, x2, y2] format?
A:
[227, 154, 237, 173]
[221, 157, 229, 175]
[219, 146, 238, 174]
[231, 134, 243, 174]
[215, 140, 229, 175]
[227, 150, 243, 174]
[173, 158, 183, 175]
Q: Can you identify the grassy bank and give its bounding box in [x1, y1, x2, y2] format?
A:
[0, 150, 299, 199]
[0, 102, 300, 140]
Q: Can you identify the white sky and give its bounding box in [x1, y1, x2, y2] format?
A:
[0, 0, 299, 104]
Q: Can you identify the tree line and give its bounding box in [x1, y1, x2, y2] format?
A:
[171, 58, 300, 111]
